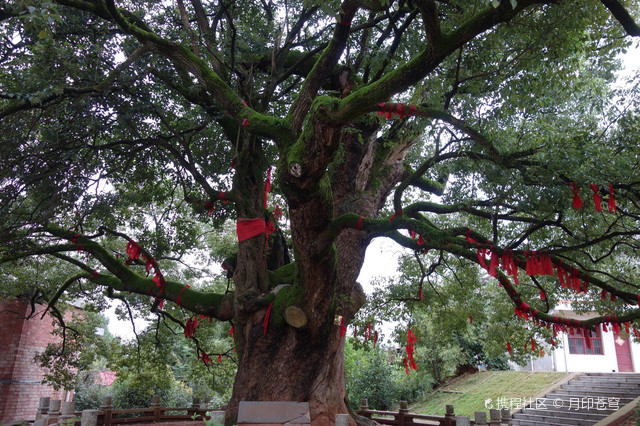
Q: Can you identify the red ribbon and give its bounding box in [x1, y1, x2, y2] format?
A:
[219, 191, 228, 205]
[507, 341, 512, 355]
[405, 329, 417, 371]
[465, 229, 476, 244]
[610, 292, 616, 302]
[388, 210, 402, 222]
[570, 182, 583, 209]
[205, 201, 215, 216]
[403, 357, 409, 375]
[263, 167, 272, 209]
[236, 218, 274, 241]
[184, 316, 197, 338]
[126, 239, 142, 261]
[357, 216, 364, 231]
[72, 234, 83, 252]
[469, 315, 473, 324]
[531, 337, 535, 352]
[590, 184, 601, 212]
[340, 317, 347, 337]
[263, 301, 274, 335]
[241, 118, 249, 127]
[488, 249, 499, 278]
[373, 331, 378, 348]
[177, 284, 190, 306]
[613, 321, 621, 335]
[145, 257, 155, 273]
[608, 184, 616, 213]
[477, 248, 489, 270]
[540, 290, 545, 300]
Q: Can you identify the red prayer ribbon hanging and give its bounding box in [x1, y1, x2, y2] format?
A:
[340, 317, 347, 337]
[263, 167, 272, 209]
[126, 239, 142, 262]
[357, 216, 364, 231]
[570, 182, 583, 209]
[263, 301, 274, 335]
[184, 316, 198, 338]
[591, 184, 601, 212]
[507, 341, 512, 355]
[608, 185, 617, 213]
[405, 329, 418, 371]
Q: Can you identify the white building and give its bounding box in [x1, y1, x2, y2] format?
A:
[515, 303, 640, 373]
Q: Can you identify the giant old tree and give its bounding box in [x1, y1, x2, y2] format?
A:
[2, 0, 640, 424]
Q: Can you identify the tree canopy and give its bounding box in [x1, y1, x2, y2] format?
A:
[2, 0, 640, 424]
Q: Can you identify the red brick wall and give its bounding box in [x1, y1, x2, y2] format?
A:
[0, 299, 77, 422]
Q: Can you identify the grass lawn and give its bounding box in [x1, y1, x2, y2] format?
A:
[411, 371, 571, 418]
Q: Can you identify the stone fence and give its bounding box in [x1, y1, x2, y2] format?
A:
[355, 399, 513, 426]
[30, 396, 224, 426]
[26, 396, 512, 425]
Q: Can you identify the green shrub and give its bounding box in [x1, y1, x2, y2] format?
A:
[345, 340, 433, 411]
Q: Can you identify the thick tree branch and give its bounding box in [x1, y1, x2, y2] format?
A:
[601, 0, 640, 36]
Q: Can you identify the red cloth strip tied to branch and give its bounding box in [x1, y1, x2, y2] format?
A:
[405, 329, 418, 371]
[263, 167, 272, 209]
[465, 229, 476, 244]
[236, 218, 274, 241]
[539, 253, 553, 276]
[488, 249, 499, 278]
[591, 184, 602, 212]
[608, 184, 617, 213]
[176, 284, 190, 306]
[477, 248, 489, 270]
[219, 191, 228, 205]
[126, 239, 142, 262]
[501, 250, 518, 284]
[184, 316, 198, 338]
[507, 341, 512, 356]
[570, 182, 583, 209]
[388, 210, 402, 222]
[263, 301, 274, 335]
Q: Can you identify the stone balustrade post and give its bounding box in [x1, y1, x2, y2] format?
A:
[474, 411, 488, 426]
[81, 410, 99, 426]
[36, 397, 50, 421]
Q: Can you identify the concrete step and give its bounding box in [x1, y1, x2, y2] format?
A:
[545, 392, 634, 405]
[554, 387, 637, 398]
[511, 373, 640, 425]
[513, 412, 598, 425]
[520, 408, 609, 421]
[576, 378, 640, 386]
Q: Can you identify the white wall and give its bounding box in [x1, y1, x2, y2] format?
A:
[553, 330, 640, 373]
